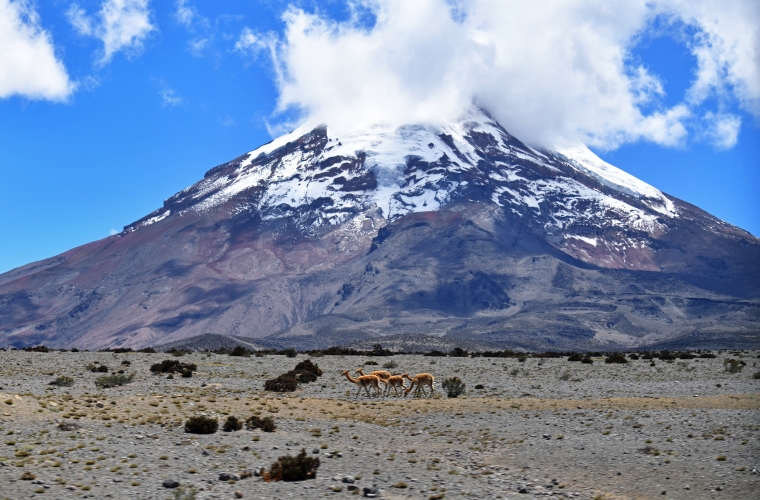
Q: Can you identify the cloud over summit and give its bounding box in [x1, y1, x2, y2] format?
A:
[249, 0, 760, 150]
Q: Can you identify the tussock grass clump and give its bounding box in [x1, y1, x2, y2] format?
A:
[383, 360, 399, 369]
[86, 364, 109, 373]
[605, 353, 627, 364]
[95, 373, 134, 388]
[150, 359, 197, 377]
[263, 449, 319, 482]
[222, 416, 242, 432]
[724, 359, 745, 374]
[49, 376, 74, 387]
[185, 416, 218, 434]
[442, 377, 466, 398]
[246, 415, 276, 432]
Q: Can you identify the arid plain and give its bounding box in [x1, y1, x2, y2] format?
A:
[0, 350, 758, 500]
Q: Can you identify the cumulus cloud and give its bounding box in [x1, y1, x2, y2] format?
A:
[243, 0, 760, 150]
[159, 86, 182, 107]
[67, 0, 156, 65]
[0, 0, 74, 100]
[701, 112, 742, 149]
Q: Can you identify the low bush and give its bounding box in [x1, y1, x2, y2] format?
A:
[222, 416, 242, 432]
[246, 415, 276, 432]
[49, 376, 74, 387]
[169, 349, 187, 357]
[264, 374, 298, 392]
[150, 359, 197, 375]
[282, 348, 298, 358]
[581, 357, 594, 364]
[678, 353, 695, 360]
[364, 360, 379, 365]
[628, 353, 640, 360]
[724, 359, 745, 374]
[138, 347, 156, 353]
[700, 353, 717, 359]
[657, 351, 676, 361]
[294, 359, 323, 377]
[567, 353, 583, 362]
[442, 377, 466, 398]
[264, 449, 319, 482]
[383, 360, 399, 369]
[86, 364, 109, 373]
[641, 353, 654, 360]
[228, 346, 251, 357]
[605, 354, 627, 364]
[449, 347, 469, 357]
[474, 384, 485, 389]
[517, 356, 527, 363]
[95, 373, 134, 388]
[185, 416, 218, 434]
[23, 345, 50, 352]
[121, 360, 131, 366]
[423, 350, 447, 357]
[753, 371, 760, 379]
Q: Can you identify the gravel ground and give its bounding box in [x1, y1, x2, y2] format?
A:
[0, 350, 758, 499]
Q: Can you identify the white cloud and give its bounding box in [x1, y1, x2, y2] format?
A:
[109, 228, 119, 235]
[188, 37, 209, 57]
[174, 0, 207, 30]
[234, 27, 271, 57]
[159, 86, 182, 107]
[250, 0, 760, 150]
[702, 112, 741, 150]
[67, 0, 156, 65]
[0, 0, 74, 100]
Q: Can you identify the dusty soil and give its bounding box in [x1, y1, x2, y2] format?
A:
[0, 351, 758, 499]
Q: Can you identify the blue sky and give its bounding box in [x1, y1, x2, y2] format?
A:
[0, 0, 758, 274]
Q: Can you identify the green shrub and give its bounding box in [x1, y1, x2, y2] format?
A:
[264, 449, 319, 481]
[442, 377, 466, 398]
[222, 416, 242, 432]
[383, 360, 399, 369]
[282, 348, 297, 358]
[86, 364, 109, 373]
[95, 373, 134, 388]
[49, 376, 74, 387]
[185, 416, 218, 434]
[294, 359, 323, 377]
[138, 347, 156, 353]
[246, 415, 276, 432]
[448, 347, 468, 357]
[567, 353, 583, 362]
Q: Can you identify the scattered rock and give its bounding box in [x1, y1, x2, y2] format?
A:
[162, 480, 180, 488]
[234, 491, 243, 498]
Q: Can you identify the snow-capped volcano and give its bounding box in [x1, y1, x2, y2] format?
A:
[129, 107, 679, 271]
[1, 109, 758, 351]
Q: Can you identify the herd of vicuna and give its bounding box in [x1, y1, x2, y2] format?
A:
[341, 368, 435, 398]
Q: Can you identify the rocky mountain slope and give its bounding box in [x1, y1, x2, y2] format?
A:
[1, 107, 758, 350]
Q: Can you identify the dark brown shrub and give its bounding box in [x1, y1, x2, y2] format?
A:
[294, 359, 323, 377]
[628, 354, 640, 360]
[581, 357, 593, 364]
[222, 416, 242, 432]
[264, 449, 319, 482]
[138, 347, 156, 353]
[678, 353, 695, 360]
[49, 376, 74, 387]
[121, 360, 131, 366]
[567, 353, 583, 362]
[185, 416, 218, 434]
[700, 353, 717, 359]
[605, 354, 627, 364]
[229, 346, 251, 357]
[246, 415, 276, 432]
[150, 359, 197, 374]
[264, 374, 298, 392]
[282, 348, 298, 358]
